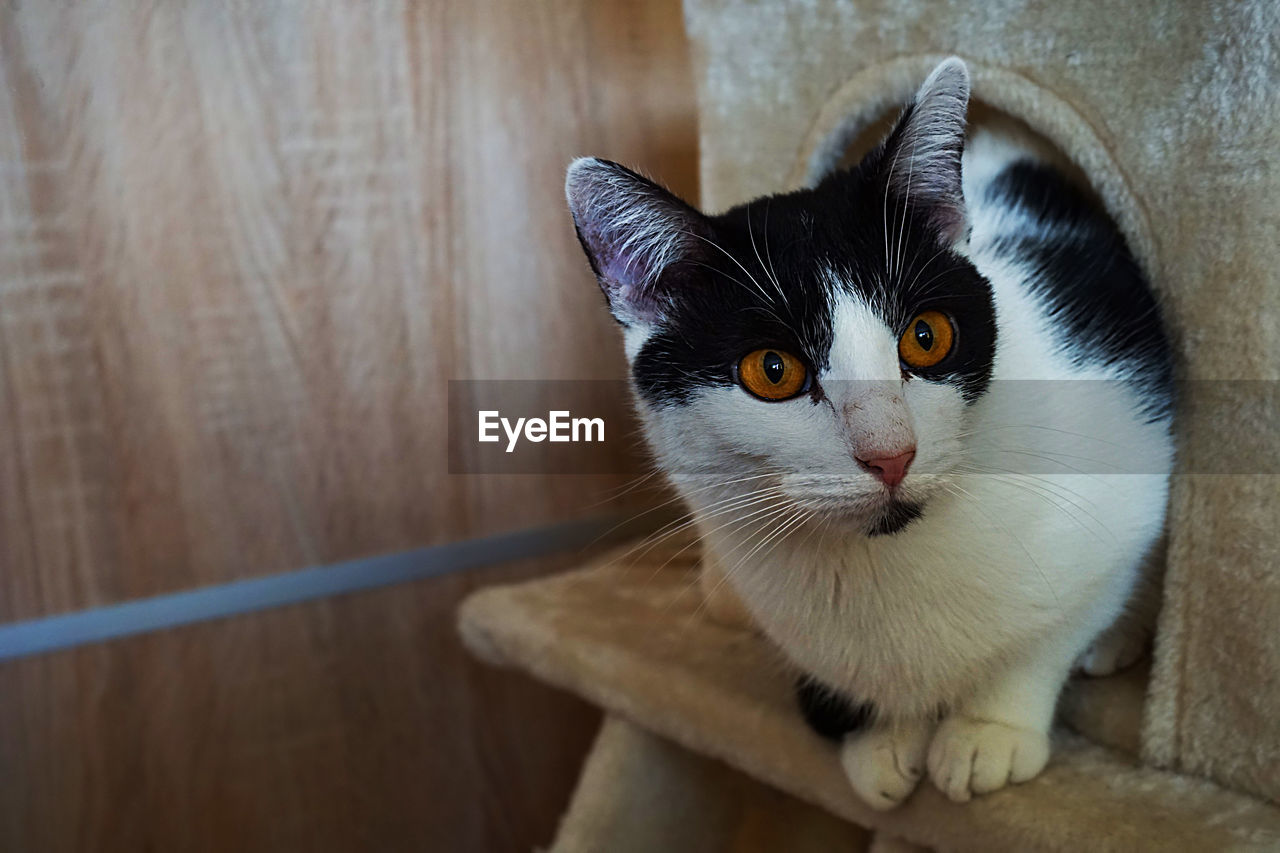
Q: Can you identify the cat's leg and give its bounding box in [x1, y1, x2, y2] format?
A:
[926, 651, 1070, 802]
[698, 547, 756, 629]
[1073, 610, 1148, 676]
[1075, 552, 1162, 676]
[796, 675, 874, 739]
[840, 717, 935, 811]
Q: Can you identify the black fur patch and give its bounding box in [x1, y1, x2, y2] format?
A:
[867, 499, 925, 536]
[632, 149, 997, 407]
[986, 161, 1174, 421]
[795, 674, 875, 740]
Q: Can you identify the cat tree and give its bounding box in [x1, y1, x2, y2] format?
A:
[461, 1, 1280, 849]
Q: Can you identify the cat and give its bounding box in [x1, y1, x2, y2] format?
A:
[564, 57, 1173, 809]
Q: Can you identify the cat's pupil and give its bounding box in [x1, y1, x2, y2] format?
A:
[763, 351, 785, 384]
[914, 319, 934, 351]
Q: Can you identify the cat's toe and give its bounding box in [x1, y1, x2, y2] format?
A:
[927, 717, 1049, 802]
[1074, 629, 1146, 676]
[840, 726, 928, 811]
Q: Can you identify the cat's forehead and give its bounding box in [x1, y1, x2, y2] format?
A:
[715, 172, 887, 263]
[707, 173, 934, 319]
[656, 174, 945, 366]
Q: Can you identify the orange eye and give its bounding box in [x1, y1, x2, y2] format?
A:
[737, 349, 808, 401]
[898, 310, 955, 369]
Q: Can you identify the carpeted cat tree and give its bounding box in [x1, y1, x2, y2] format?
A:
[460, 1, 1280, 850]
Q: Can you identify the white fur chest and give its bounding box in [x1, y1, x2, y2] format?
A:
[696, 463, 1164, 721]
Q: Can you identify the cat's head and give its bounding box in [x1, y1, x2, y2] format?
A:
[566, 58, 994, 536]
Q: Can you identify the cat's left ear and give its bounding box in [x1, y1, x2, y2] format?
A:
[565, 158, 707, 328]
[879, 57, 971, 243]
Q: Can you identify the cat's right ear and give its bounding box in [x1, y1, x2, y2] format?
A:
[876, 57, 971, 244]
[565, 158, 706, 327]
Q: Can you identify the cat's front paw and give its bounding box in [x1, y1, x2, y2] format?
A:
[840, 723, 932, 811]
[926, 717, 1049, 802]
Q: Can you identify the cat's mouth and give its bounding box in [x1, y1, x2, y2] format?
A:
[783, 478, 929, 536]
[807, 496, 926, 536]
[865, 499, 925, 536]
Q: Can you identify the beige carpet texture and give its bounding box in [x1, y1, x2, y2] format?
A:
[459, 540, 1280, 850]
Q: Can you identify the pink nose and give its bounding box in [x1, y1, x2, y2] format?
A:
[857, 449, 916, 488]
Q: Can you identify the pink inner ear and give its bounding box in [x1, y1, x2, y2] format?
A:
[589, 225, 662, 290]
[569, 205, 676, 324]
[567, 158, 701, 322]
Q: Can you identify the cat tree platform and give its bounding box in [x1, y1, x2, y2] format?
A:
[458, 537, 1280, 852]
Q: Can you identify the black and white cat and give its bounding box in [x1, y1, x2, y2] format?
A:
[565, 58, 1173, 807]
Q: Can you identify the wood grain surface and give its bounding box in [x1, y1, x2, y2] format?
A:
[0, 0, 695, 620]
[0, 549, 608, 853]
[0, 1, 694, 850]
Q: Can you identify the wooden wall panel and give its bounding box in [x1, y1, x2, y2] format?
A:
[0, 550, 606, 853]
[0, 0, 696, 620]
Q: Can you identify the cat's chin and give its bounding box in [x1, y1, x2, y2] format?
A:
[864, 499, 926, 536]
[794, 493, 927, 537]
